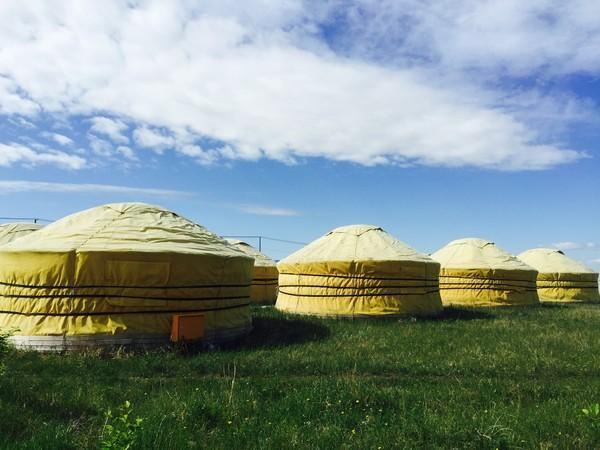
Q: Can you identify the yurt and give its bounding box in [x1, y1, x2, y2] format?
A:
[276, 225, 442, 317]
[0, 222, 42, 245]
[0, 203, 254, 351]
[226, 239, 278, 304]
[517, 248, 600, 302]
[431, 238, 539, 307]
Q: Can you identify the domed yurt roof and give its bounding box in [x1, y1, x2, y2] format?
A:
[431, 238, 535, 272]
[281, 224, 434, 265]
[0, 222, 43, 245]
[517, 248, 599, 302]
[276, 224, 442, 317]
[3, 203, 247, 256]
[226, 239, 278, 305]
[517, 248, 596, 274]
[226, 239, 276, 267]
[0, 203, 254, 350]
[431, 238, 539, 307]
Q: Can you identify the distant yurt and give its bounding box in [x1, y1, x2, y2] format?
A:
[431, 238, 539, 307]
[0, 222, 42, 245]
[226, 239, 278, 304]
[517, 248, 600, 302]
[276, 225, 442, 317]
[0, 203, 254, 351]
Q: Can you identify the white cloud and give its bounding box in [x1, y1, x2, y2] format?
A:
[133, 127, 175, 154]
[116, 145, 137, 161]
[8, 116, 36, 129]
[552, 242, 597, 251]
[0, 1, 595, 170]
[88, 136, 113, 157]
[43, 132, 73, 146]
[238, 204, 300, 216]
[177, 144, 220, 166]
[0, 76, 40, 116]
[0, 180, 188, 197]
[321, 0, 600, 76]
[0, 143, 85, 170]
[89, 116, 129, 143]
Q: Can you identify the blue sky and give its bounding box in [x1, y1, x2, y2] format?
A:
[0, 1, 599, 266]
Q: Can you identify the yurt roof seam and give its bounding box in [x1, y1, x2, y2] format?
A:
[76, 206, 126, 249]
[327, 224, 383, 236]
[4, 228, 35, 236]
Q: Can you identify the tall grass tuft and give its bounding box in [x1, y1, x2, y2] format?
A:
[100, 401, 143, 450]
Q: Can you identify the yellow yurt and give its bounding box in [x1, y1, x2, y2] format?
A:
[0, 203, 254, 350]
[226, 239, 278, 305]
[431, 238, 539, 307]
[517, 248, 600, 302]
[0, 222, 42, 245]
[276, 225, 442, 317]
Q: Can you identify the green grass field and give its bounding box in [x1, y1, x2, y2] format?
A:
[1, 304, 599, 449]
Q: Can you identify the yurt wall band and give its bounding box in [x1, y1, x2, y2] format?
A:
[251, 266, 279, 304]
[226, 239, 278, 305]
[0, 203, 254, 351]
[432, 238, 540, 307]
[276, 225, 443, 317]
[518, 248, 600, 302]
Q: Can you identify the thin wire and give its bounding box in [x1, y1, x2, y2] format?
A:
[223, 235, 307, 246]
[0, 217, 53, 223]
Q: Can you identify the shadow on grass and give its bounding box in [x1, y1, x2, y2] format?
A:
[428, 307, 495, 321]
[174, 316, 331, 354]
[54, 316, 330, 357]
[540, 302, 571, 309]
[222, 316, 331, 351]
[347, 307, 496, 323]
[539, 301, 600, 308]
[271, 307, 496, 327]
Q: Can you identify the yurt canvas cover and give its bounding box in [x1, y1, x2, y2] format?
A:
[226, 239, 278, 304]
[0, 203, 254, 350]
[276, 225, 442, 317]
[0, 223, 42, 245]
[518, 248, 600, 302]
[431, 238, 539, 307]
